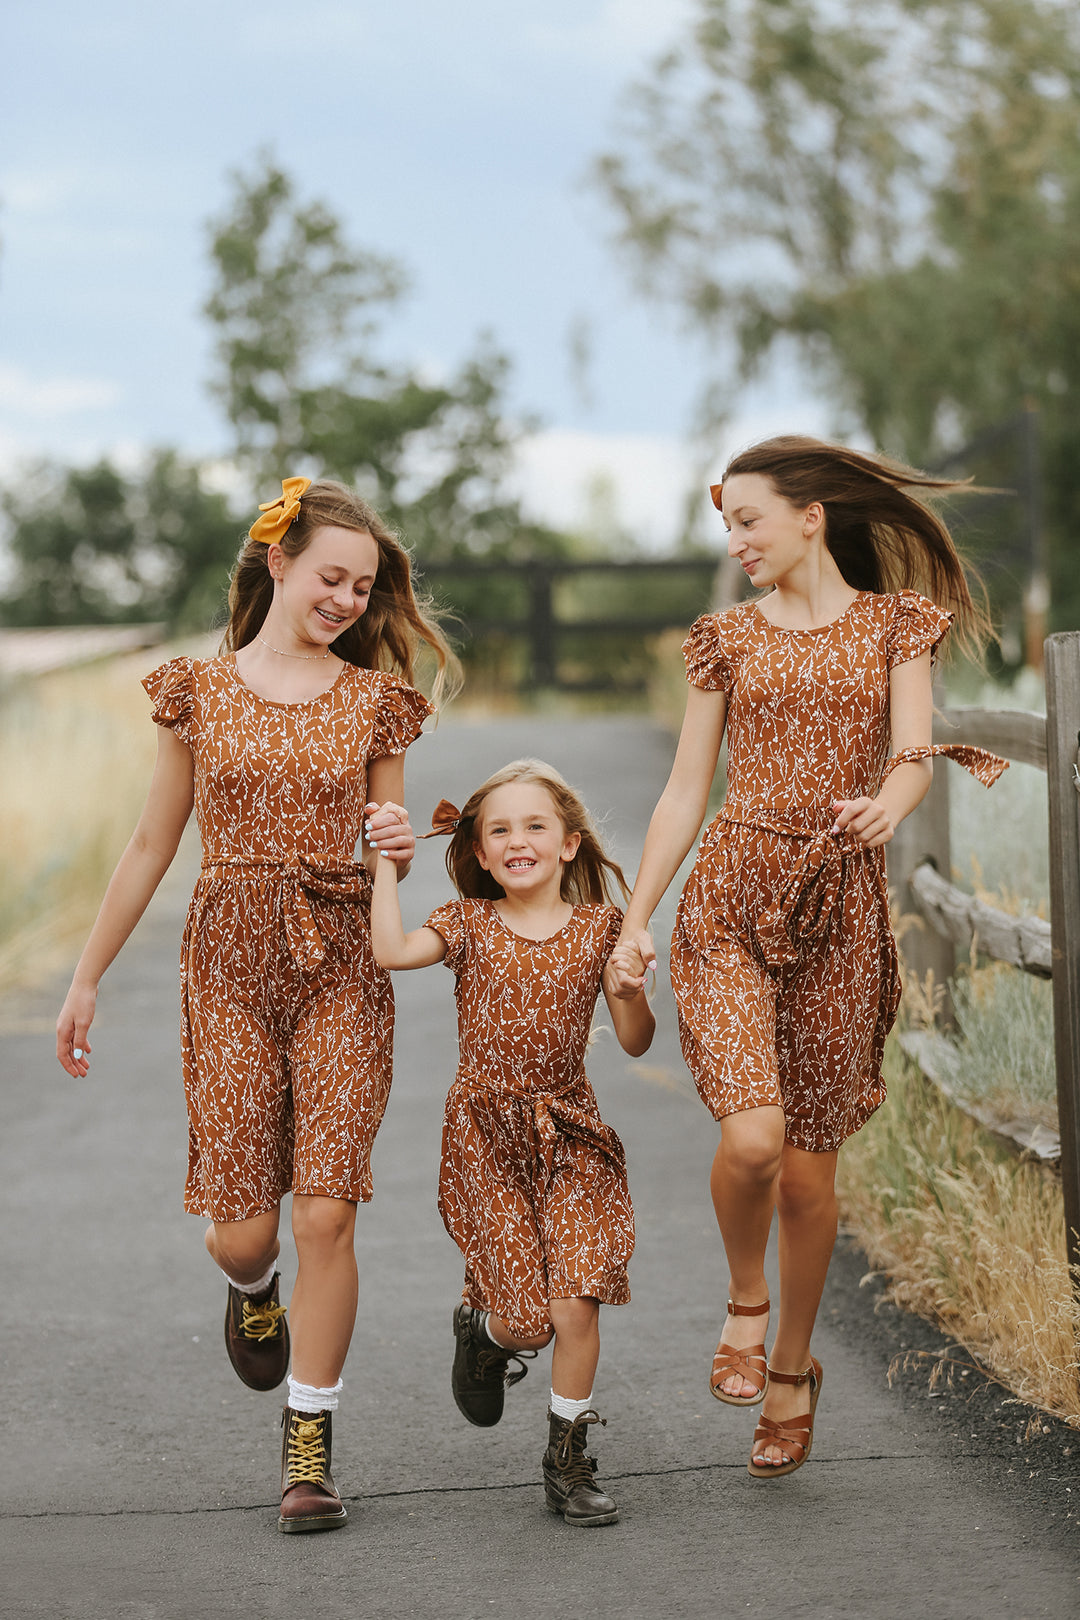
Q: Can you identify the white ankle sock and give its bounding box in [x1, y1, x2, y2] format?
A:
[221, 1261, 276, 1295]
[550, 1390, 594, 1422]
[287, 1376, 343, 1414]
[480, 1311, 502, 1346]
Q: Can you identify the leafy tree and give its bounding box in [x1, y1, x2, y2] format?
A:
[594, 0, 1080, 636]
[205, 154, 538, 562]
[0, 452, 239, 629]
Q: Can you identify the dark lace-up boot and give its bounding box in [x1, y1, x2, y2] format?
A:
[224, 1272, 289, 1391]
[278, 1407, 348, 1534]
[542, 1409, 619, 1527]
[450, 1303, 536, 1427]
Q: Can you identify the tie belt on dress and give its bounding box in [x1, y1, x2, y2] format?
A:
[716, 744, 1008, 968]
[452, 1074, 605, 1186]
[198, 854, 369, 973]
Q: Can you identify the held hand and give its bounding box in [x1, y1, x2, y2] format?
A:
[831, 797, 895, 848]
[606, 942, 652, 1001]
[56, 983, 96, 1078]
[364, 801, 416, 864]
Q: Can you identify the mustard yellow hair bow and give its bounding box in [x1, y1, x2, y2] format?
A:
[249, 477, 312, 545]
[419, 798, 463, 838]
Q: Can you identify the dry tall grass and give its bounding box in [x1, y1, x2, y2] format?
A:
[0, 653, 165, 990]
[837, 1043, 1080, 1427]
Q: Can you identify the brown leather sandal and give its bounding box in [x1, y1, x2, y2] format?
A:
[747, 1357, 823, 1478]
[709, 1299, 770, 1406]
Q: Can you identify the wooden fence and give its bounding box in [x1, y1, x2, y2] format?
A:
[419, 558, 717, 690]
[887, 632, 1080, 1277]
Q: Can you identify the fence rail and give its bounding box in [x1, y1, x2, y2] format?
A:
[887, 635, 1080, 1277]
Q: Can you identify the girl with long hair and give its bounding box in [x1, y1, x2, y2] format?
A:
[370, 759, 653, 1526]
[610, 437, 1005, 1479]
[56, 476, 458, 1532]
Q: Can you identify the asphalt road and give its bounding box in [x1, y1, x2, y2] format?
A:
[1, 713, 1078, 1619]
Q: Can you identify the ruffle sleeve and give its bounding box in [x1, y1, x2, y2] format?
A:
[425, 899, 466, 974]
[886, 590, 953, 669]
[370, 674, 436, 758]
[600, 905, 624, 970]
[682, 613, 734, 695]
[142, 657, 195, 743]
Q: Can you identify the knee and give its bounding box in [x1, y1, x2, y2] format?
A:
[206, 1215, 278, 1279]
[776, 1163, 837, 1224]
[291, 1195, 357, 1256]
[717, 1117, 785, 1186]
[550, 1297, 599, 1343]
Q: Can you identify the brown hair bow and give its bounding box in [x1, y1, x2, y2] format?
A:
[419, 798, 463, 838]
[709, 483, 723, 510]
[249, 477, 312, 546]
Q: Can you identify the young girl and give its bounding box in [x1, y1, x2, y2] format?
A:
[610, 437, 1006, 1479]
[55, 476, 457, 1533]
[370, 760, 654, 1527]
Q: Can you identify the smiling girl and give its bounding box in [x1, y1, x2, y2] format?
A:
[370, 760, 653, 1526]
[610, 437, 1005, 1481]
[56, 477, 456, 1532]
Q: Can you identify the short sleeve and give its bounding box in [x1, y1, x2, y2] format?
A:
[142, 657, 195, 743]
[682, 614, 734, 695]
[600, 905, 624, 970]
[886, 591, 953, 669]
[370, 674, 435, 758]
[424, 899, 466, 974]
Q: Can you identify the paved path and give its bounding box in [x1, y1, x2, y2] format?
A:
[1, 715, 1078, 1619]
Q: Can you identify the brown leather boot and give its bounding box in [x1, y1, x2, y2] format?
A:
[224, 1273, 289, 1391]
[278, 1406, 348, 1534]
[542, 1410, 619, 1527]
[450, 1303, 535, 1427]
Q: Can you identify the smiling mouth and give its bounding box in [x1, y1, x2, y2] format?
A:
[505, 858, 536, 871]
[315, 607, 349, 626]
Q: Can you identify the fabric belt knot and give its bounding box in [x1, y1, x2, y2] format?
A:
[753, 829, 852, 967]
[279, 854, 367, 973]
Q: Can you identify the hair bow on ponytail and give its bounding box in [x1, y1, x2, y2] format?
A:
[249, 477, 312, 545]
[419, 798, 463, 838]
[709, 483, 724, 510]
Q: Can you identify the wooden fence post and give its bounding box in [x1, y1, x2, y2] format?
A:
[526, 566, 556, 688]
[886, 678, 956, 1027]
[1045, 633, 1080, 1279]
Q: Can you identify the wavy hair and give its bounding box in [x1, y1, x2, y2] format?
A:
[445, 759, 629, 906]
[721, 436, 993, 661]
[220, 479, 461, 704]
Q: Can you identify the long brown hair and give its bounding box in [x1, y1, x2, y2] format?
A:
[445, 759, 630, 906]
[220, 479, 461, 704]
[722, 436, 993, 660]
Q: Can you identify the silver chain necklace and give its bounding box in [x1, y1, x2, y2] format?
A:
[256, 634, 330, 661]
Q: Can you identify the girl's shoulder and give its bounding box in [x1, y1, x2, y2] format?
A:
[342, 664, 435, 756]
[682, 602, 758, 693]
[860, 589, 953, 667]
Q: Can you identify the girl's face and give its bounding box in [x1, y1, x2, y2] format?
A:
[270, 525, 380, 644]
[720, 473, 822, 589]
[474, 781, 581, 899]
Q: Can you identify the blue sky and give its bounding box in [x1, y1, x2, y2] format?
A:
[2, 0, 828, 545]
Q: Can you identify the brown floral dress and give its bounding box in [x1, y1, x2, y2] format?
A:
[143, 655, 433, 1220]
[425, 899, 634, 1338]
[671, 590, 1006, 1152]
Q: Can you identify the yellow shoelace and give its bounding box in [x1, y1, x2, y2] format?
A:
[241, 1298, 287, 1342]
[284, 1415, 329, 1485]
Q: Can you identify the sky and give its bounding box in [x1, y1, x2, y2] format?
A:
[2, 0, 831, 549]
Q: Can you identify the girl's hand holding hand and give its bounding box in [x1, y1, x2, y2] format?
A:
[606, 941, 652, 1000]
[56, 983, 96, 1078]
[364, 801, 416, 864]
[830, 797, 895, 848]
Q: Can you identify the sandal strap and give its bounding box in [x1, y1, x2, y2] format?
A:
[765, 1361, 814, 1386]
[712, 1343, 767, 1385]
[727, 1299, 770, 1318]
[751, 1411, 811, 1463]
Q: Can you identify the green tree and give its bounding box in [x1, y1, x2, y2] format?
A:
[594, 0, 1080, 636]
[205, 154, 535, 561]
[0, 453, 239, 629]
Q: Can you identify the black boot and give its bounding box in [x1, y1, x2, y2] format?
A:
[451, 1303, 536, 1427]
[278, 1407, 348, 1534]
[542, 1409, 619, 1527]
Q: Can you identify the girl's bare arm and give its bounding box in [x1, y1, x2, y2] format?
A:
[614, 684, 728, 981]
[831, 651, 934, 846]
[602, 951, 655, 1058]
[362, 755, 415, 878]
[369, 816, 446, 969]
[56, 726, 195, 1076]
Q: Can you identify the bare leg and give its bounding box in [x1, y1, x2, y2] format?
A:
[205, 1207, 281, 1284]
[485, 1315, 554, 1354]
[709, 1105, 785, 1397]
[288, 1194, 359, 1388]
[753, 1143, 838, 1465]
[548, 1297, 601, 1400]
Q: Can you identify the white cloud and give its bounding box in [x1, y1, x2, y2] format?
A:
[0, 365, 122, 419]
